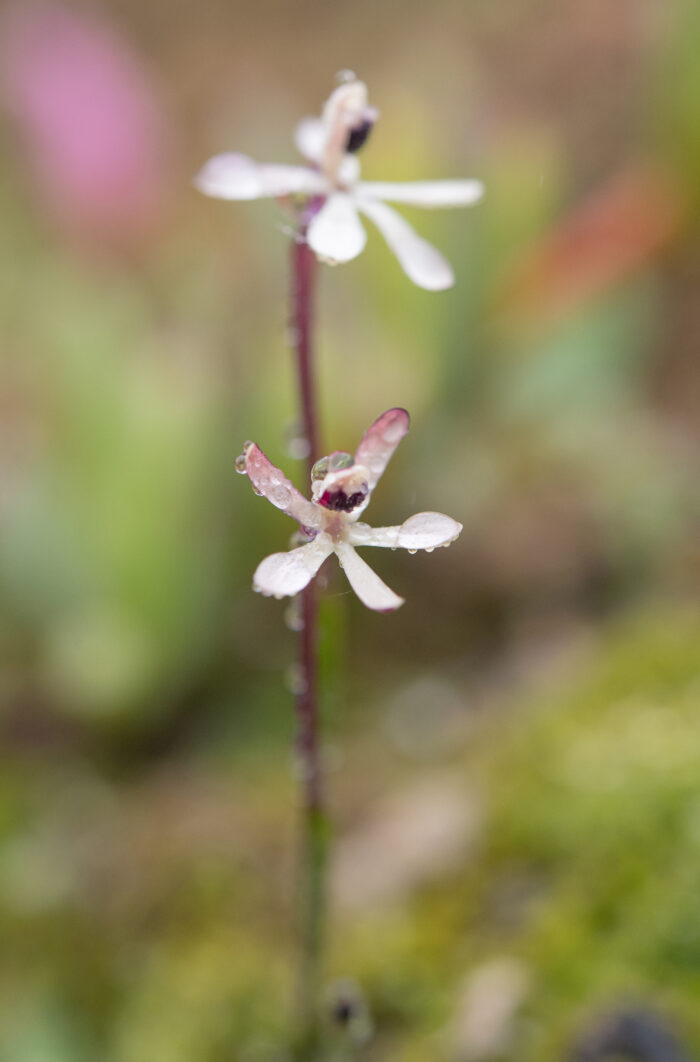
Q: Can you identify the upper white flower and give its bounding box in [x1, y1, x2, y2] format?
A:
[237, 408, 462, 611]
[195, 77, 484, 290]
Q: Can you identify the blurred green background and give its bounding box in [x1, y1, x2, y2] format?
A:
[1, 0, 700, 1058]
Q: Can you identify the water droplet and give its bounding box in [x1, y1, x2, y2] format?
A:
[328, 451, 353, 473]
[287, 435, 310, 460]
[234, 453, 247, 474]
[270, 484, 291, 509]
[284, 599, 304, 632]
[252, 486, 264, 497]
[285, 663, 308, 696]
[425, 547, 434, 553]
[335, 69, 357, 84]
[312, 455, 329, 481]
[408, 549, 417, 555]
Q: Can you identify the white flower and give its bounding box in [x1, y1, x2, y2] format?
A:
[195, 78, 484, 290]
[237, 409, 462, 611]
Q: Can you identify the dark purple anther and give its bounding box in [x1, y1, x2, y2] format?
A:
[345, 119, 373, 154]
[319, 487, 368, 512]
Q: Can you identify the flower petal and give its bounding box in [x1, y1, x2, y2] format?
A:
[307, 193, 367, 263]
[347, 512, 462, 550]
[245, 444, 322, 528]
[195, 153, 326, 200]
[294, 116, 325, 162]
[335, 542, 404, 612]
[357, 179, 484, 208]
[357, 197, 454, 290]
[397, 511, 463, 549]
[354, 408, 410, 494]
[254, 535, 334, 598]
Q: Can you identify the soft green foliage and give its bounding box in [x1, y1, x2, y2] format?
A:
[1, 0, 699, 1057]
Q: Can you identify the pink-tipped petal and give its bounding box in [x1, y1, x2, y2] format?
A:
[357, 179, 484, 208]
[294, 116, 325, 162]
[354, 408, 410, 494]
[254, 536, 334, 599]
[335, 543, 404, 612]
[357, 197, 455, 290]
[245, 444, 322, 528]
[397, 512, 462, 549]
[194, 153, 325, 200]
[307, 193, 366, 263]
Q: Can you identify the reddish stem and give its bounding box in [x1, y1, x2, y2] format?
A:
[290, 233, 319, 479]
[290, 223, 326, 1056]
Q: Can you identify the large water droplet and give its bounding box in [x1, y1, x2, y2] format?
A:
[312, 456, 329, 481]
[287, 435, 310, 460]
[270, 484, 291, 509]
[328, 451, 353, 473]
[234, 453, 247, 474]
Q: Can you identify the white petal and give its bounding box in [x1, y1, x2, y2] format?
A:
[357, 179, 484, 208]
[357, 197, 454, 290]
[354, 408, 410, 494]
[396, 512, 462, 549]
[347, 522, 401, 548]
[254, 535, 334, 598]
[337, 155, 361, 185]
[294, 117, 326, 162]
[347, 512, 462, 550]
[307, 194, 367, 263]
[335, 542, 404, 612]
[194, 153, 326, 200]
[245, 444, 322, 529]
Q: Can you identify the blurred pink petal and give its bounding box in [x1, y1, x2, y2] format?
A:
[0, 1, 174, 240]
[498, 163, 683, 324]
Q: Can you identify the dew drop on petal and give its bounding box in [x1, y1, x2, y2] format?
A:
[234, 453, 247, 474]
[252, 486, 264, 497]
[270, 484, 292, 509]
[312, 456, 330, 481]
[408, 549, 417, 555]
[425, 547, 434, 553]
[328, 451, 353, 473]
[335, 68, 357, 84]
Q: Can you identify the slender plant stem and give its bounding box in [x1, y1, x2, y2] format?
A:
[290, 223, 328, 1058]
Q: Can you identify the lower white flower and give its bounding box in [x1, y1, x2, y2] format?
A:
[237, 408, 462, 612]
[196, 77, 484, 291]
